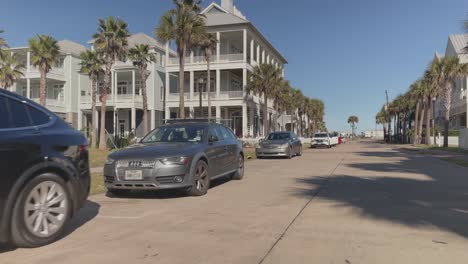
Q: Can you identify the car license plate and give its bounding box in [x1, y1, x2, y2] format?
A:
[125, 170, 143, 180]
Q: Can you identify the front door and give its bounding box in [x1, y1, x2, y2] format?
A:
[205, 126, 224, 177]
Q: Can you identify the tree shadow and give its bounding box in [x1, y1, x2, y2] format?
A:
[0, 200, 100, 253]
[293, 147, 468, 239]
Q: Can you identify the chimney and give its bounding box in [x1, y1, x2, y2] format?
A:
[221, 0, 234, 13]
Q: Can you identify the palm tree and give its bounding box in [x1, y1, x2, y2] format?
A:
[197, 33, 217, 119]
[308, 98, 325, 135]
[271, 76, 287, 131]
[376, 107, 387, 140]
[28, 35, 60, 106]
[0, 51, 25, 90]
[408, 80, 424, 144]
[79, 50, 104, 148]
[246, 63, 281, 136]
[156, 0, 206, 119]
[93, 16, 130, 150]
[275, 79, 292, 131]
[0, 30, 8, 60]
[348, 115, 359, 136]
[128, 44, 156, 135]
[431, 56, 468, 147]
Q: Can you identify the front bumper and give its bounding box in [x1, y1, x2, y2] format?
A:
[311, 141, 330, 148]
[103, 160, 193, 190]
[256, 146, 289, 157]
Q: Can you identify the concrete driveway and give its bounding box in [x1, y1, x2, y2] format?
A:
[1, 141, 468, 263]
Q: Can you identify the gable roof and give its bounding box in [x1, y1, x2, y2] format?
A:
[57, 40, 87, 56]
[128, 33, 176, 55]
[448, 34, 468, 55]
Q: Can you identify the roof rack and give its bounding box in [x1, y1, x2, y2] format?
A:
[164, 118, 218, 124]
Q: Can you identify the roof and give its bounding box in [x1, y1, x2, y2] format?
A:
[448, 34, 468, 54]
[57, 40, 87, 56]
[127, 33, 176, 56]
[201, 2, 287, 64]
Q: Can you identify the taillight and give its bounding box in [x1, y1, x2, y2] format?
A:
[79, 145, 88, 154]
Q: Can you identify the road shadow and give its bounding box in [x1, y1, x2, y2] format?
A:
[0, 200, 100, 253]
[293, 143, 468, 239]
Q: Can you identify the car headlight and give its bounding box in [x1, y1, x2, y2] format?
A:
[105, 157, 115, 165]
[160, 156, 190, 165]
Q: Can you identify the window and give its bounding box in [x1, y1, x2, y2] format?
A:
[208, 126, 220, 139]
[215, 125, 228, 141]
[221, 126, 237, 140]
[117, 81, 128, 95]
[28, 105, 50, 126]
[0, 96, 11, 129]
[142, 125, 205, 143]
[5, 97, 32, 128]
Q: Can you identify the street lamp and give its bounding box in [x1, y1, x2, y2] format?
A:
[432, 96, 437, 145]
[198, 77, 204, 118]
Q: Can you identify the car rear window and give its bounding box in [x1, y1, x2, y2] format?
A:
[5, 97, 32, 128]
[28, 105, 51, 126]
[314, 133, 329, 138]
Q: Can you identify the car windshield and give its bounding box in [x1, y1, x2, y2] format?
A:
[266, 133, 290, 140]
[314, 133, 329, 138]
[141, 125, 205, 143]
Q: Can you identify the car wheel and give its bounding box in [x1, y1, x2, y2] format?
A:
[107, 189, 131, 197]
[297, 146, 302, 156]
[187, 160, 210, 196]
[10, 173, 71, 248]
[232, 155, 245, 180]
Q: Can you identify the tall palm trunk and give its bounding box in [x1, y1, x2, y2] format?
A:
[443, 83, 452, 148]
[207, 55, 212, 119]
[99, 65, 111, 150]
[418, 99, 427, 144]
[91, 78, 98, 148]
[413, 100, 420, 145]
[39, 67, 47, 106]
[273, 99, 279, 132]
[141, 71, 149, 135]
[263, 93, 269, 136]
[402, 115, 407, 144]
[178, 51, 186, 119]
[425, 96, 431, 145]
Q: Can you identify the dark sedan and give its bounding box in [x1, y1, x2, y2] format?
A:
[256, 131, 302, 159]
[104, 121, 244, 196]
[0, 89, 90, 247]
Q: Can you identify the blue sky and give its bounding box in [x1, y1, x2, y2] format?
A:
[1, 0, 467, 132]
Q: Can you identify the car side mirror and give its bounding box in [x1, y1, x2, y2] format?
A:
[209, 135, 219, 143]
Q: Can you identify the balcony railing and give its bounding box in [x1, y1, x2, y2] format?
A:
[220, 90, 243, 98]
[167, 53, 244, 66]
[167, 90, 243, 100]
[28, 65, 64, 74]
[80, 94, 143, 104]
[31, 98, 65, 107]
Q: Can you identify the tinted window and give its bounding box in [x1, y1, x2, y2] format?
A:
[222, 126, 237, 140]
[0, 96, 12, 129]
[214, 125, 226, 141]
[28, 106, 50, 126]
[5, 97, 32, 128]
[267, 133, 291, 140]
[141, 125, 205, 143]
[208, 126, 220, 139]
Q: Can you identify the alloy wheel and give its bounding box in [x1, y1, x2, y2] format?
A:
[195, 162, 208, 191]
[23, 181, 68, 238]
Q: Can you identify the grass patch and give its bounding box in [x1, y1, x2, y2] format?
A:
[415, 145, 468, 155]
[88, 148, 110, 168]
[441, 158, 468, 168]
[90, 173, 107, 195]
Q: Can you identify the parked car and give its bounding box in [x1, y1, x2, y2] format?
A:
[104, 120, 244, 197]
[256, 131, 302, 159]
[311, 132, 336, 148]
[0, 89, 90, 248]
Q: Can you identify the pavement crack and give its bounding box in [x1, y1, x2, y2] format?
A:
[257, 154, 347, 264]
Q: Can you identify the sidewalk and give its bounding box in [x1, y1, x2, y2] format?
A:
[396, 144, 468, 166]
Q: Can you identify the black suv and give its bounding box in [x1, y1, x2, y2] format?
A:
[0, 89, 90, 247]
[104, 120, 244, 196]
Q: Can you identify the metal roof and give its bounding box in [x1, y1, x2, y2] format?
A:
[57, 40, 87, 56]
[448, 34, 468, 54]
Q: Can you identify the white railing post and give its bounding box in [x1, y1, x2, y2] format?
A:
[243, 29, 247, 62]
[216, 32, 221, 63]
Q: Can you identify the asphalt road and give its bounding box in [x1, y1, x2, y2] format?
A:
[2, 140, 468, 264]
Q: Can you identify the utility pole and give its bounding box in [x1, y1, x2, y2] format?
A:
[385, 90, 391, 142]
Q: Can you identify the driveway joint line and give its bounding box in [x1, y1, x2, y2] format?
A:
[257, 153, 348, 264]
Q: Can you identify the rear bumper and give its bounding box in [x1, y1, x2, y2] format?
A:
[311, 142, 330, 148]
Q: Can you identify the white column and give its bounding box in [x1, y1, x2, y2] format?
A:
[256, 45, 260, 64]
[249, 103, 254, 137]
[216, 105, 221, 119]
[216, 70, 221, 97]
[257, 106, 261, 137]
[94, 109, 99, 131]
[131, 107, 136, 133]
[26, 51, 31, 72]
[78, 110, 83, 131]
[165, 42, 170, 66]
[113, 71, 117, 102]
[189, 71, 194, 100]
[243, 29, 247, 62]
[242, 104, 248, 138]
[165, 71, 170, 104]
[165, 107, 170, 120]
[190, 51, 194, 64]
[262, 50, 265, 64]
[189, 106, 194, 118]
[242, 68, 247, 94]
[250, 39, 254, 64]
[267, 54, 270, 64]
[132, 70, 136, 101]
[216, 32, 221, 62]
[150, 109, 155, 130]
[26, 78, 31, 98]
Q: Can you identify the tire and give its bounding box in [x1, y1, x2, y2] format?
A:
[10, 173, 72, 248]
[107, 189, 131, 197]
[186, 160, 210, 196]
[297, 146, 302, 156]
[232, 155, 245, 180]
